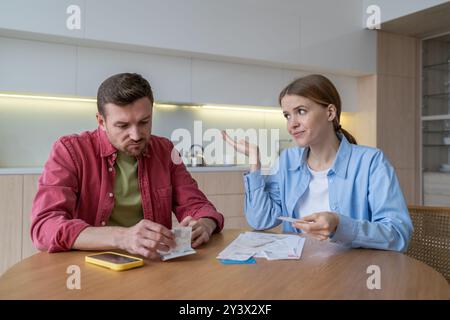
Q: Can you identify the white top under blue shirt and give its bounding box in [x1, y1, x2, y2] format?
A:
[295, 165, 331, 218]
[243, 135, 413, 252]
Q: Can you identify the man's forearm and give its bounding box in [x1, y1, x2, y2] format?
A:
[72, 226, 126, 250]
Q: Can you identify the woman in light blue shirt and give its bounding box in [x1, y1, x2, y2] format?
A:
[223, 74, 413, 252]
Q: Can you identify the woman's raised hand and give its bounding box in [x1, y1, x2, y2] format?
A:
[221, 130, 261, 171]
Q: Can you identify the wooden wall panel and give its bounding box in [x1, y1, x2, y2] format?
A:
[191, 171, 245, 195]
[376, 31, 421, 205]
[22, 175, 40, 259]
[0, 175, 23, 275]
[355, 75, 377, 148]
[377, 31, 418, 77]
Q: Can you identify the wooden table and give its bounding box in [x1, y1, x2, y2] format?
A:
[0, 229, 448, 299]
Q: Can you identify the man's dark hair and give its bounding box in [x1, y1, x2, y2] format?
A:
[97, 73, 154, 116]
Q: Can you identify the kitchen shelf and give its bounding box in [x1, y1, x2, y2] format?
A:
[423, 61, 450, 72]
[421, 35, 450, 206]
[423, 144, 450, 147]
[423, 92, 450, 99]
[421, 114, 450, 121]
[422, 129, 450, 133]
[423, 170, 450, 174]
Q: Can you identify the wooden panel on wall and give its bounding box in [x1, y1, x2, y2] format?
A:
[22, 175, 40, 259]
[223, 216, 250, 230]
[190, 171, 245, 195]
[395, 168, 416, 205]
[376, 31, 421, 205]
[377, 75, 417, 169]
[356, 75, 377, 147]
[207, 194, 245, 218]
[0, 175, 23, 275]
[377, 31, 418, 77]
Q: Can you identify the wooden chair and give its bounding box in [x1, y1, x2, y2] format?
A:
[406, 205, 450, 283]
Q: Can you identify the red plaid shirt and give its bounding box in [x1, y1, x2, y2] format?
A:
[31, 128, 224, 252]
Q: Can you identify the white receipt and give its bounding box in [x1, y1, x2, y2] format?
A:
[159, 226, 196, 261]
[217, 231, 305, 261]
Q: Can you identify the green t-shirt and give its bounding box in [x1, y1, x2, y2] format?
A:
[107, 152, 143, 227]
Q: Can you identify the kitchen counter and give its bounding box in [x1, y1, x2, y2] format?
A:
[186, 165, 249, 172]
[0, 167, 44, 175]
[0, 165, 251, 175]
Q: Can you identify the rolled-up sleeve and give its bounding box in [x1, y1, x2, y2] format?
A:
[331, 151, 413, 252]
[31, 139, 90, 252]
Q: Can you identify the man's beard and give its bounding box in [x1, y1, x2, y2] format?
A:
[124, 141, 146, 157]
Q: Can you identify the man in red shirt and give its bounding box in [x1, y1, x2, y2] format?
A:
[31, 73, 224, 259]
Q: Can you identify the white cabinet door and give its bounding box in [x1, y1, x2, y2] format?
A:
[0, 0, 85, 39]
[84, 0, 301, 66]
[0, 37, 77, 95]
[76, 46, 191, 103]
[192, 59, 285, 107]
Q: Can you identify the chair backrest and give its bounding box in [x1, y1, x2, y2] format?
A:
[406, 205, 450, 283]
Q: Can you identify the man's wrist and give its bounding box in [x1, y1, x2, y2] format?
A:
[200, 218, 217, 235]
[112, 227, 126, 249]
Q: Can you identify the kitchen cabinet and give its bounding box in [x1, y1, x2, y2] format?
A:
[421, 33, 450, 205]
[191, 59, 285, 107]
[0, 0, 84, 39]
[84, 0, 302, 68]
[423, 172, 450, 206]
[76, 46, 192, 103]
[0, 37, 77, 95]
[422, 34, 450, 171]
[0, 1, 377, 76]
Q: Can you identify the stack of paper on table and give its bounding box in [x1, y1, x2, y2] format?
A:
[217, 232, 305, 261]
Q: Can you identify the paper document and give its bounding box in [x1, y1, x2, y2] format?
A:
[217, 232, 305, 261]
[159, 226, 196, 261]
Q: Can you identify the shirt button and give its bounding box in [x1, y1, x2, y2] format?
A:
[101, 221, 106, 226]
[109, 192, 114, 198]
[108, 167, 113, 172]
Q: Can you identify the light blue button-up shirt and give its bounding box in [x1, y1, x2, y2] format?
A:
[243, 135, 413, 252]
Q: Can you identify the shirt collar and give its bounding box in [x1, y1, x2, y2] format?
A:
[98, 127, 151, 158]
[288, 134, 352, 178]
[98, 127, 117, 158]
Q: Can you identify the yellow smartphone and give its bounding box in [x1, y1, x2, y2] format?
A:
[85, 252, 144, 271]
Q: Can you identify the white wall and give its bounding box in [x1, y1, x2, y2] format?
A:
[0, 0, 376, 75]
[363, 0, 450, 23]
